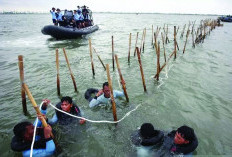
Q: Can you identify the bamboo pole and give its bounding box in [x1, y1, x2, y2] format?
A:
[156, 42, 161, 81]
[161, 32, 166, 62]
[55, 49, 60, 96]
[183, 30, 190, 54]
[180, 24, 186, 38]
[140, 29, 145, 53]
[106, 64, 117, 121]
[112, 36, 115, 71]
[165, 25, 170, 44]
[23, 83, 48, 126]
[128, 33, 132, 63]
[143, 28, 146, 53]
[88, 38, 95, 76]
[115, 55, 129, 102]
[136, 47, 147, 92]
[18, 55, 27, 114]
[176, 26, 179, 34]
[174, 26, 177, 59]
[192, 28, 195, 48]
[154, 33, 158, 54]
[151, 25, 154, 46]
[93, 48, 106, 70]
[63, 48, 78, 92]
[22, 83, 59, 147]
[134, 32, 139, 56]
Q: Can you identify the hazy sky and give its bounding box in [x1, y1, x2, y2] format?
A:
[0, 0, 231, 15]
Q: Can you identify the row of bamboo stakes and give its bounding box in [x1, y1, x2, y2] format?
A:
[19, 19, 222, 122]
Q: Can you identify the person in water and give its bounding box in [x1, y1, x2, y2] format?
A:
[50, 7, 57, 25]
[41, 96, 86, 125]
[131, 123, 164, 146]
[86, 82, 125, 108]
[163, 125, 198, 155]
[11, 121, 55, 157]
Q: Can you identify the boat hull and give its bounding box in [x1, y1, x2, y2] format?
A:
[41, 25, 99, 39]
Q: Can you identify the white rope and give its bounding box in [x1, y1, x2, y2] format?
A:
[29, 101, 141, 157]
[49, 102, 141, 123]
[30, 102, 44, 157]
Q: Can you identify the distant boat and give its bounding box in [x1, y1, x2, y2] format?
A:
[41, 8, 99, 39]
[219, 15, 232, 22]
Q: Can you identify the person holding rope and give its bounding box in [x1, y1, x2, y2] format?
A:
[85, 82, 125, 108]
[41, 97, 86, 125]
[11, 120, 55, 156]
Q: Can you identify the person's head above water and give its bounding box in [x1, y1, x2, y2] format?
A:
[102, 82, 110, 98]
[13, 121, 34, 141]
[140, 123, 158, 139]
[61, 96, 73, 112]
[174, 125, 195, 145]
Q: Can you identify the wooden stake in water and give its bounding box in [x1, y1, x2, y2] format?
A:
[180, 24, 186, 38]
[151, 25, 154, 46]
[154, 33, 158, 54]
[192, 27, 195, 48]
[23, 83, 48, 126]
[136, 47, 147, 92]
[128, 33, 132, 63]
[134, 32, 139, 56]
[112, 36, 115, 71]
[143, 28, 146, 53]
[165, 25, 170, 44]
[93, 48, 106, 70]
[106, 64, 117, 121]
[140, 29, 145, 53]
[174, 26, 177, 59]
[88, 38, 95, 76]
[56, 49, 60, 96]
[63, 48, 77, 92]
[22, 83, 60, 148]
[156, 42, 161, 81]
[18, 55, 27, 115]
[183, 30, 190, 54]
[115, 55, 129, 102]
[161, 32, 166, 62]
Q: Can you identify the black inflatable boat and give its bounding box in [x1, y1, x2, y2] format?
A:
[41, 25, 99, 39]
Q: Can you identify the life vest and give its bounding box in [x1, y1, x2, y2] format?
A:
[55, 102, 81, 125]
[84, 88, 99, 102]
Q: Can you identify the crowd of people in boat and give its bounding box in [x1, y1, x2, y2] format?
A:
[11, 82, 198, 156]
[50, 5, 93, 29]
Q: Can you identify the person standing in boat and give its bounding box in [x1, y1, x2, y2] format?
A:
[77, 6, 82, 13]
[85, 82, 125, 108]
[56, 8, 66, 26]
[73, 10, 85, 28]
[82, 5, 89, 27]
[50, 7, 57, 25]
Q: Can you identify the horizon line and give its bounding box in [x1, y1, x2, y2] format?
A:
[0, 10, 224, 16]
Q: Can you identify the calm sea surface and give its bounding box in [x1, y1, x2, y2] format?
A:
[0, 13, 232, 156]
